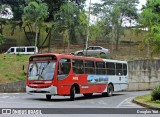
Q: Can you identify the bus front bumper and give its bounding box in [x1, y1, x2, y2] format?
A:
[26, 86, 57, 95]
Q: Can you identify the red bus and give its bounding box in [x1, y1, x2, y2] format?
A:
[26, 53, 128, 101]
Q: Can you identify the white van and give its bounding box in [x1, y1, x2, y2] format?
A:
[4, 46, 38, 54]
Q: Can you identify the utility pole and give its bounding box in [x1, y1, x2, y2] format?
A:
[86, 0, 91, 49]
[129, 19, 132, 57]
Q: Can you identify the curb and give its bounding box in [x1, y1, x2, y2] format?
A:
[133, 99, 160, 110]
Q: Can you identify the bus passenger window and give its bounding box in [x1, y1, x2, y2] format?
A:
[96, 62, 106, 74]
[106, 62, 115, 75]
[116, 63, 123, 76]
[58, 59, 71, 80]
[72, 59, 84, 74]
[123, 63, 127, 76]
[85, 61, 95, 74]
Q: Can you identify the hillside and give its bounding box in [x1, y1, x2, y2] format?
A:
[0, 54, 29, 84]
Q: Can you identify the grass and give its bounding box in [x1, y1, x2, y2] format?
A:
[0, 54, 29, 84]
[135, 94, 160, 108]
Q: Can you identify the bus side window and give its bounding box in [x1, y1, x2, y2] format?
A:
[96, 62, 106, 74]
[116, 63, 123, 76]
[123, 63, 127, 76]
[106, 62, 115, 75]
[85, 61, 95, 74]
[72, 59, 84, 74]
[58, 58, 71, 80]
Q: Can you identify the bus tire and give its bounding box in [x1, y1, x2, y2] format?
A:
[70, 86, 75, 101]
[46, 95, 51, 100]
[107, 84, 113, 97]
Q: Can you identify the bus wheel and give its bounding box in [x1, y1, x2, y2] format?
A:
[83, 93, 93, 97]
[46, 95, 51, 100]
[107, 84, 113, 97]
[70, 86, 75, 101]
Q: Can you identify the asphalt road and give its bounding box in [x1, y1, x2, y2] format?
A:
[0, 91, 159, 117]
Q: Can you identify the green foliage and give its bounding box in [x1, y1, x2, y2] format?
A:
[139, 0, 160, 57]
[54, 2, 87, 44]
[23, 0, 48, 48]
[92, 0, 138, 50]
[0, 54, 29, 83]
[151, 85, 160, 101]
[90, 19, 111, 40]
[23, 0, 49, 27]
[96, 54, 109, 59]
[0, 34, 4, 46]
[135, 94, 160, 108]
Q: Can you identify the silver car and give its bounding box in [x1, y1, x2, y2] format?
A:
[74, 46, 110, 56]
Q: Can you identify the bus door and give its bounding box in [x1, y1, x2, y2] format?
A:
[57, 58, 71, 94]
[115, 63, 128, 90]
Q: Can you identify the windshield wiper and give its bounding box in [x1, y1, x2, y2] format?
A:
[37, 61, 50, 80]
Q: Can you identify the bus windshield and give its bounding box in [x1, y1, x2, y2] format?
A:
[28, 61, 56, 80]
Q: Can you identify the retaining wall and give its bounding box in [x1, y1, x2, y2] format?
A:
[0, 80, 25, 92]
[0, 59, 160, 92]
[128, 59, 160, 90]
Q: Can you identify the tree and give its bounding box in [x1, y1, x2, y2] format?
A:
[90, 19, 111, 41]
[54, 2, 87, 52]
[138, 0, 160, 58]
[0, 4, 12, 34]
[23, 0, 48, 53]
[0, 34, 4, 46]
[92, 0, 138, 51]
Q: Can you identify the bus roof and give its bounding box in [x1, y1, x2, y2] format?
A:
[30, 53, 127, 63]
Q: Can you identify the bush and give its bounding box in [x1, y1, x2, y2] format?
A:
[151, 85, 160, 101]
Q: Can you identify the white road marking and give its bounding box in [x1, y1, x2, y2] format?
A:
[2, 93, 7, 95]
[98, 100, 107, 105]
[14, 93, 20, 95]
[116, 97, 139, 108]
[0, 96, 9, 98]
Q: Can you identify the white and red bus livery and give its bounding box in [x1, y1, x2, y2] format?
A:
[26, 53, 128, 101]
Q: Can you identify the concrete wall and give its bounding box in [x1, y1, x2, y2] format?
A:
[128, 59, 160, 91]
[0, 59, 160, 92]
[0, 80, 25, 93]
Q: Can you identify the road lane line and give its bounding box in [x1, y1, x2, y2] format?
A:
[116, 97, 133, 108]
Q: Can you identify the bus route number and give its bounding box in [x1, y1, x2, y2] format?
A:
[73, 77, 78, 80]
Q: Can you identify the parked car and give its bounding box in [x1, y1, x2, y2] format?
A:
[4, 46, 38, 54]
[74, 46, 110, 56]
